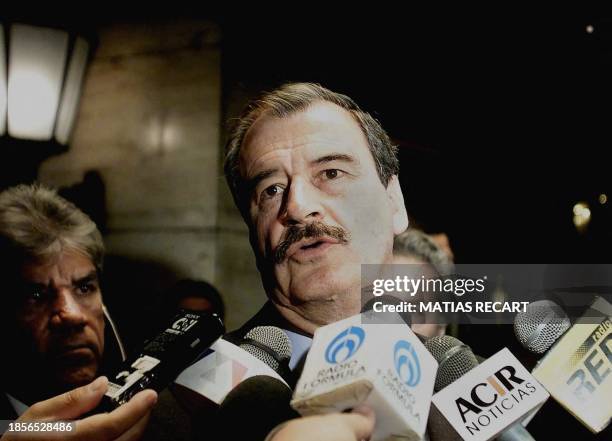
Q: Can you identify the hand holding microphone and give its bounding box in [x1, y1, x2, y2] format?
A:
[268, 406, 375, 441]
[0, 377, 157, 441]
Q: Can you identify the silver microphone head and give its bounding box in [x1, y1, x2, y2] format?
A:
[425, 335, 479, 392]
[240, 326, 292, 372]
[513, 300, 571, 354]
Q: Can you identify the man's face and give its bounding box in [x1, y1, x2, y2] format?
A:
[239, 102, 407, 328]
[13, 249, 105, 391]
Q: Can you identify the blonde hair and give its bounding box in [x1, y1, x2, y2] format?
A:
[0, 184, 104, 272]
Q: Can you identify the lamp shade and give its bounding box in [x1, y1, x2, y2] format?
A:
[0, 25, 6, 136]
[2, 23, 89, 144]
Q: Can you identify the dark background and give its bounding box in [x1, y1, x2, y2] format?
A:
[220, 6, 612, 263]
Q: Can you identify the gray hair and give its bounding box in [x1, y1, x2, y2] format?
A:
[224, 82, 399, 216]
[0, 184, 104, 274]
[394, 229, 454, 276]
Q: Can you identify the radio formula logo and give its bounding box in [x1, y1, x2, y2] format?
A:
[325, 326, 366, 364]
[394, 340, 421, 387]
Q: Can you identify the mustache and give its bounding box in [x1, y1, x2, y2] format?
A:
[274, 221, 350, 264]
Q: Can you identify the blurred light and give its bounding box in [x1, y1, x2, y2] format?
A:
[55, 37, 89, 145]
[599, 194, 608, 205]
[143, 115, 182, 154]
[144, 116, 163, 153]
[3, 23, 90, 144]
[0, 25, 6, 136]
[573, 202, 591, 231]
[586, 24, 594, 34]
[161, 121, 181, 152]
[8, 25, 68, 140]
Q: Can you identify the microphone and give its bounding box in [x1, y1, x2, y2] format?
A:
[426, 335, 548, 441]
[514, 300, 571, 355]
[216, 375, 300, 441]
[239, 326, 294, 385]
[174, 326, 292, 411]
[514, 297, 612, 433]
[291, 311, 438, 441]
[176, 326, 295, 440]
[99, 309, 225, 411]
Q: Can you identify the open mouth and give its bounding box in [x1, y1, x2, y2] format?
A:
[301, 240, 325, 250]
[285, 238, 340, 262]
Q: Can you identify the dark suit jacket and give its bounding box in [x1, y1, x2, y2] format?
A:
[225, 302, 299, 345]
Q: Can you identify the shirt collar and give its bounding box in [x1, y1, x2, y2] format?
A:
[283, 329, 312, 370]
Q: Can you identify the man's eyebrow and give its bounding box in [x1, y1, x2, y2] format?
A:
[246, 168, 279, 193]
[73, 271, 99, 286]
[311, 154, 357, 166]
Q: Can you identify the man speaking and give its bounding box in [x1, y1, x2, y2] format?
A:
[224, 82, 408, 341]
[223, 83, 410, 439]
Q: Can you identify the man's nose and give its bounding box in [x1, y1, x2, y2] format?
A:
[281, 178, 324, 225]
[49, 288, 87, 330]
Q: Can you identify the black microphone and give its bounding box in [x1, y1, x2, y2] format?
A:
[425, 335, 539, 441]
[216, 375, 299, 441]
[201, 326, 298, 440]
[98, 309, 224, 411]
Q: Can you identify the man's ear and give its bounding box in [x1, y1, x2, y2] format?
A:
[386, 175, 409, 234]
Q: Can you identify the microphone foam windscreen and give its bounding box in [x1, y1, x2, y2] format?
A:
[513, 300, 571, 354]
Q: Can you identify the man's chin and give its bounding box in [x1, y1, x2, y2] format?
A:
[289, 266, 360, 300]
[56, 364, 98, 389]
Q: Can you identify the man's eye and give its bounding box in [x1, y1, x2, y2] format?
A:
[322, 169, 343, 180]
[261, 184, 284, 200]
[24, 289, 45, 302]
[77, 283, 95, 295]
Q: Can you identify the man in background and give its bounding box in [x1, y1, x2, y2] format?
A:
[393, 228, 454, 337]
[0, 184, 156, 441]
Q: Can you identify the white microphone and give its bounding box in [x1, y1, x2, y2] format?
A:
[426, 335, 549, 441]
[514, 297, 612, 433]
[173, 326, 292, 412]
[290, 310, 438, 441]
